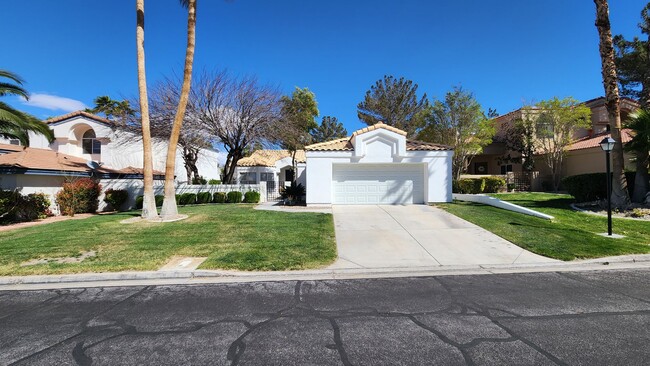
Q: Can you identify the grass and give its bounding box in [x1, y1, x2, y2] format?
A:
[0, 204, 337, 276]
[439, 192, 650, 261]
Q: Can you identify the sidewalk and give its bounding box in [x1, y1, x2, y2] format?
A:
[2, 253, 650, 291]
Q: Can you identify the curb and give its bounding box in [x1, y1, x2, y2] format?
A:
[2, 254, 650, 289]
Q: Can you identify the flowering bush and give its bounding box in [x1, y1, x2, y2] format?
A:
[56, 178, 102, 216]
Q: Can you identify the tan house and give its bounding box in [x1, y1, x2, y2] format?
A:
[469, 97, 639, 186]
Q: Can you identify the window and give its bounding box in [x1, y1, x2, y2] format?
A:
[82, 130, 101, 154]
[239, 172, 257, 184]
[8, 139, 20, 146]
[500, 164, 513, 174]
[260, 172, 274, 181]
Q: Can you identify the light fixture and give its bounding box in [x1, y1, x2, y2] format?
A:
[599, 137, 615, 152]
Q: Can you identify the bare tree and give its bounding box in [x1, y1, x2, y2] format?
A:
[191, 71, 281, 183]
[147, 77, 214, 183]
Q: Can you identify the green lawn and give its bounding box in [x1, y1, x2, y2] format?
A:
[0, 205, 337, 276]
[439, 193, 650, 261]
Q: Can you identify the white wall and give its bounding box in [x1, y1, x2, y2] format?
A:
[0, 174, 67, 215]
[305, 128, 453, 205]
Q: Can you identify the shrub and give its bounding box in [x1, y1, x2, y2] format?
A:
[192, 176, 207, 185]
[562, 172, 636, 202]
[56, 178, 102, 216]
[0, 190, 52, 224]
[213, 192, 227, 203]
[179, 193, 197, 205]
[483, 176, 506, 193]
[135, 195, 144, 209]
[155, 195, 164, 207]
[243, 191, 261, 203]
[454, 178, 485, 194]
[208, 179, 221, 185]
[227, 191, 243, 203]
[103, 189, 128, 211]
[280, 182, 306, 204]
[196, 191, 212, 204]
[175, 194, 181, 204]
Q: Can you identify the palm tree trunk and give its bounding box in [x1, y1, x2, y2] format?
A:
[160, 0, 197, 219]
[136, 0, 158, 219]
[594, 0, 630, 207]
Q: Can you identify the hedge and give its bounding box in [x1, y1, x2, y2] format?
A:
[213, 192, 227, 203]
[155, 195, 164, 207]
[243, 191, 261, 203]
[179, 193, 197, 205]
[453, 176, 506, 194]
[227, 191, 242, 203]
[103, 189, 128, 211]
[208, 179, 221, 185]
[196, 192, 212, 204]
[561, 172, 636, 202]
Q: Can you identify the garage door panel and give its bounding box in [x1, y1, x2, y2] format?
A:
[332, 164, 424, 205]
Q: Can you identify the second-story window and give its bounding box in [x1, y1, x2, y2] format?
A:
[82, 130, 101, 154]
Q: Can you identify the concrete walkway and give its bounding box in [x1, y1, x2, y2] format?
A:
[329, 205, 557, 269]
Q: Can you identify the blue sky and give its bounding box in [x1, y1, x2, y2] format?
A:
[5, 0, 648, 134]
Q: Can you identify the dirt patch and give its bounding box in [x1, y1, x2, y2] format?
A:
[20, 250, 97, 267]
[0, 214, 95, 232]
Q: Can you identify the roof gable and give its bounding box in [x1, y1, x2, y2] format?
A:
[305, 123, 452, 152]
[44, 111, 114, 126]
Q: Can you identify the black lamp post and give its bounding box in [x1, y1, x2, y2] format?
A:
[599, 137, 615, 236]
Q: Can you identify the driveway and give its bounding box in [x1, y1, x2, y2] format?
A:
[329, 205, 556, 269]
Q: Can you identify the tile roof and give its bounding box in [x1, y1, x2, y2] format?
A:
[43, 111, 114, 125]
[351, 122, 407, 137]
[237, 149, 306, 167]
[305, 138, 353, 151]
[0, 146, 108, 172]
[405, 139, 453, 151]
[0, 146, 164, 176]
[567, 129, 633, 151]
[0, 143, 25, 153]
[304, 123, 453, 152]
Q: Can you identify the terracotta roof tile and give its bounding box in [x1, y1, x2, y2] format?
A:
[0, 147, 164, 176]
[567, 129, 633, 151]
[305, 138, 353, 151]
[405, 139, 453, 151]
[43, 111, 114, 125]
[237, 150, 306, 167]
[351, 122, 407, 137]
[0, 146, 108, 172]
[0, 143, 25, 153]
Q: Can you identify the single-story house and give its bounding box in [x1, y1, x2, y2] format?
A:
[235, 122, 454, 205]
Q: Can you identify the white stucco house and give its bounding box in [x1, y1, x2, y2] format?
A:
[234, 122, 454, 205]
[0, 111, 220, 211]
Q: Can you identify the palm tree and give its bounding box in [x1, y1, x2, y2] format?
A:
[625, 109, 650, 203]
[136, 0, 159, 220]
[159, 0, 197, 220]
[0, 70, 54, 145]
[594, 0, 630, 207]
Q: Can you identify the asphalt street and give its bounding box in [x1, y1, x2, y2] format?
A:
[2, 269, 650, 365]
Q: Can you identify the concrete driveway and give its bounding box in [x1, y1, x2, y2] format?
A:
[329, 205, 557, 269]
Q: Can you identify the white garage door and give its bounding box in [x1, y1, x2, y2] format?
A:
[332, 164, 425, 204]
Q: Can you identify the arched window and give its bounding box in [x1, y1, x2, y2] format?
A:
[82, 130, 101, 154]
